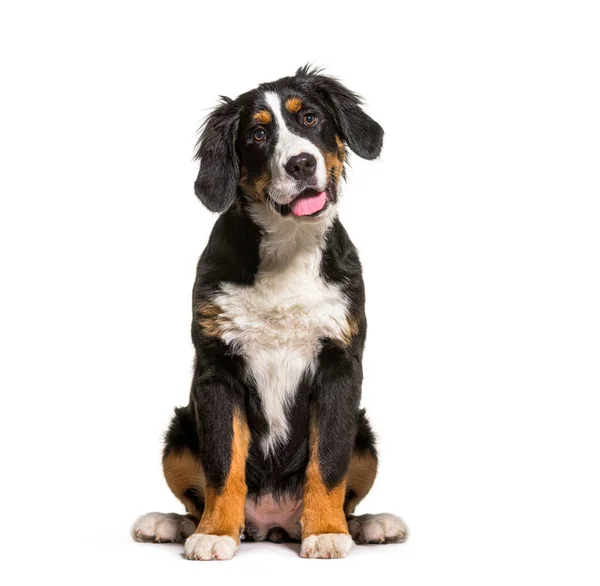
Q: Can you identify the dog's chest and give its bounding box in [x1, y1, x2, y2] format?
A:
[214, 246, 348, 453]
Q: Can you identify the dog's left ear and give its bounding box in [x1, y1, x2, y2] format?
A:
[304, 70, 384, 160]
[194, 97, 240, 213]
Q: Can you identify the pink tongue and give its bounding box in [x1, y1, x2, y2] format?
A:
[289, 191, 327, 217]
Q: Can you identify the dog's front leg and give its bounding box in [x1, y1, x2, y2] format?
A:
[300, 345, 361, 559]
[183, 372, 249, 561]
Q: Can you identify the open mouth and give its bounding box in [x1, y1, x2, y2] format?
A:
[269, 189, 329, 218]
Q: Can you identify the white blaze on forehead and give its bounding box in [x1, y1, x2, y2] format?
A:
[263, 91, 327, 203]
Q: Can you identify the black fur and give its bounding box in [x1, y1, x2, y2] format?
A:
[165, 206, 373, 499]
[295, 65, 384, 160]
[193, 66, 383, 213]
[165, 67, 383, 506]
[194, 97, 241, 212]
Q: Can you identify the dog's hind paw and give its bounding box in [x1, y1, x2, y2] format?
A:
[348, 513, 408, 544]
[132, 512, 196, 543]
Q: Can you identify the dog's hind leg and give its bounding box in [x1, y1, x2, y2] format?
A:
[132, 407, 205, 543]
[344, 410, 408, 545]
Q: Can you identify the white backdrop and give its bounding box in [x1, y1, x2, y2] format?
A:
[1, 1, 599, 584]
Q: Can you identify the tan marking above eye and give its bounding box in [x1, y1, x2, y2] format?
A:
[285, 97, 303, 114]
[253, 110, 272, 125]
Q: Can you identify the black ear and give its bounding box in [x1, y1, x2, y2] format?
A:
[194, 97, 240, 212]
[298, 66, 384, 160]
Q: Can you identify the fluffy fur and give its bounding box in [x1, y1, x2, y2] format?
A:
[133, 66, 406, 560]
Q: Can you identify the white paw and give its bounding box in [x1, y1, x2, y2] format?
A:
[184, 534, 238, 561]
[300, 533, 353, 559]
[348, 513, 408, 544]
[132, 512, 197, 543]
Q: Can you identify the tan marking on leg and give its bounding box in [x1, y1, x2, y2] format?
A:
[301, 423, 349, 539]
[285, 97, 303, 113]
[163, 449, 205, 520]
[253, 109, 272, 124]
[195, 412, 250, 543]
[344, 450, 378, 515]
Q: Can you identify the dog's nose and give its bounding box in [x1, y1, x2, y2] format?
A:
[285, 153, 317, 180]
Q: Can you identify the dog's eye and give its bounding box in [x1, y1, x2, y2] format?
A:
[303, 114, 318, 127]
[253, 129, 266, 142]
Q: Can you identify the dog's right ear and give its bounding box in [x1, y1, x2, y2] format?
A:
[194, 97, 240, 213]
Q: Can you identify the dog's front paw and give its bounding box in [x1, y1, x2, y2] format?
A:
[300, 533, 352, 559]
[184, 533, 238, 561]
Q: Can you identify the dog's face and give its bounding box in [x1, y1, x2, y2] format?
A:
[236, 90, 345, 219]
[194, 66, 383, 219]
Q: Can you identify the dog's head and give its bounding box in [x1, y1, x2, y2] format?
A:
[194, 66, 383, 220]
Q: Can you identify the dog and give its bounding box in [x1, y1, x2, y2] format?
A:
[132, 66, 407, 560]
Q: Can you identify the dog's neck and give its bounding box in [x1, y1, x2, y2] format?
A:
[246, 200, 337, 272]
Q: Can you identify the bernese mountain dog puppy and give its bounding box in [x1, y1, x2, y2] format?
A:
[132, 66, 407, 560]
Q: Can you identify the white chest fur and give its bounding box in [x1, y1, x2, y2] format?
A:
[213, 206, 348, 454]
